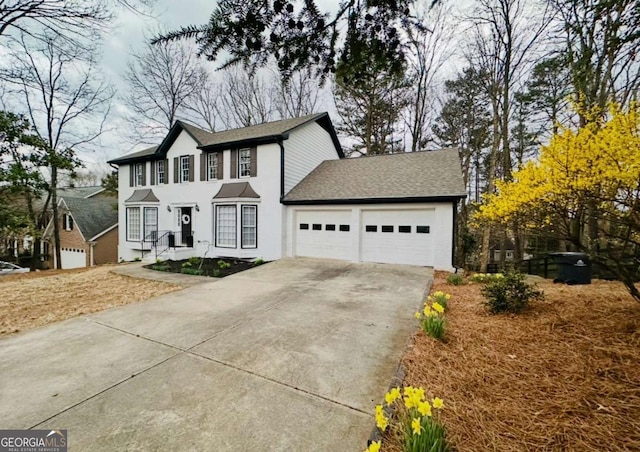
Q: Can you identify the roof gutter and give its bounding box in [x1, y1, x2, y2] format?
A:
[282, 195, 467, 206]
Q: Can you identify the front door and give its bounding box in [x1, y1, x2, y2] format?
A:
[180, 207, 193, 246]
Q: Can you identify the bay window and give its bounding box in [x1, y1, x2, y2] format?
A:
[126, 207, 141, 241]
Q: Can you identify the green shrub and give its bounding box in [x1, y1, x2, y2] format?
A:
[180, 267, 203, 276]
[481, 272, 543, 314]
[187, 256, 201, 266]
[446, 274, 464, 286]
[151, 264, 169, 272]
[155, 258, 164, 264]
[181, 261, 192, 268]
[217, 260, 231, 269]
[133, 257, 141, 262]
[254, 258, 265, 266]
[212, 269, 221, 277]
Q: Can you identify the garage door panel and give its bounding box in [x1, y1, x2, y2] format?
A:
[295, 210, 352, 260]
[361, 210, 434, 266]
[61, 248, 86, 269]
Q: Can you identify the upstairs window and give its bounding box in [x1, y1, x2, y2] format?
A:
[135, 163, 144, 186]
[180, 155, 189, 183]
[63, 214, 74, 231]
[239, 148, 251, 177]
[157, 160, 165, 184]
[207, 153, 218, 181]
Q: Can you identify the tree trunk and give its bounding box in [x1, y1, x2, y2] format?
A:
[51, 166, 62, 269]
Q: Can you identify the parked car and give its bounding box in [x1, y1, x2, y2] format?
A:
[0, 261, 29, 276]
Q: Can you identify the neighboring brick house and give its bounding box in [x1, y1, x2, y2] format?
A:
[42, 195, 118, 269]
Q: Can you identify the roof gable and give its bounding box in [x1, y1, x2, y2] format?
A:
[283, 149, 467, 204]
[108, 113, 344, 165]
[60, 196, 118, 240]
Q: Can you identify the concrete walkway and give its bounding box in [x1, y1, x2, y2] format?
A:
[111, 261, 211, 286]
[0, 258, 432, 451]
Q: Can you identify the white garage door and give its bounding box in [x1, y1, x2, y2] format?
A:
[361, 209, 434, 266]
[295, 210, 353, 260]
[61, 248, 86, 269]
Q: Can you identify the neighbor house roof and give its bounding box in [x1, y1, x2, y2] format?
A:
[283, 149, 467, 204]
[61, 196, 118, 240]
[107, 113, 343, 165]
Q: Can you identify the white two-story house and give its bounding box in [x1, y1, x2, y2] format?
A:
[108, 113, 466, 270]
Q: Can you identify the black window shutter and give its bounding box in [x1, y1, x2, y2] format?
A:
[69, 215, 74, 230]
[188, 155, 195, 182]
[164, 159, 169, 184]
[230, 149, 238, 178]
[217, 152, 224, 179]
[150, 161, 156, 185]
[200, 153, 206, 181]
[173, 157, 179, 183]
[250, 147, 257, 177]
[141, 162, 146, 186]
[129, 165, 134, 187]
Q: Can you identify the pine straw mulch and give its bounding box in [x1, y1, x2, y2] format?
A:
[381, 272, 640, 451]
[0, 265, 180, 337]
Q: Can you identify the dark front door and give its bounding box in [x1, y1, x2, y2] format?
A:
[180, 207, 192, 246]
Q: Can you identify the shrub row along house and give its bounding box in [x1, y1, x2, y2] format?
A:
[108, 113, 466, 270]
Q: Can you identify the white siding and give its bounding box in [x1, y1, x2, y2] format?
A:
[116, 130, 285, 262]
[283, 121, 341, 194]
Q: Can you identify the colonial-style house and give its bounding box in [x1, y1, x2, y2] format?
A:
[108, 113, 466, 270]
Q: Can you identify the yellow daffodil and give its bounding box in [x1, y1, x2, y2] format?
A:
[366, 440, 381, 452]
[423, 305, 432, 316]
[432, 302, 444, 314]
[427, 295, 433, 301]
[375, 404, 384, 415]
[414, 311, 421, 319]
[418, 401, 432, 417]
[445, 294, 451, 300]
[385, 387, 401, 405]
[411, 417, 423, 435]
[375, 413, 388, 431]
[433, 397, 445, 409]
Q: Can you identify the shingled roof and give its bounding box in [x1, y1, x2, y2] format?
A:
[62, 196, 118, 240]
[108, 113, 343, 165]
[283, 149, 467, 204]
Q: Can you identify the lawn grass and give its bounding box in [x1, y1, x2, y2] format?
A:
[382, 272, 640, 451]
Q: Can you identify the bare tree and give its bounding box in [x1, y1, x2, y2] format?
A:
[218, 67, 275, 129]
[9, 35, 113, 268]
[272, 69, 322, 118]
[404, 3, 454, 152]
[465, 0, 552, 271]
[124, 39, 209, 143]
[183, 83, 220, 132]
[0, 0, 154, 49]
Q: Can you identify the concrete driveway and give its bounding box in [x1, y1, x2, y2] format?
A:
[0, 258, 432, 451]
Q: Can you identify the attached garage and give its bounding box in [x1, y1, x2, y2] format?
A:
[284, 150, 466, 270]
[60, 248, 87, 269]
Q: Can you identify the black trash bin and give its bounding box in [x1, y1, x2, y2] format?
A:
[551, 252, 591, 285]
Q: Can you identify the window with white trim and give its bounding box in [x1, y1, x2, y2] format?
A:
[126, 207, 141, 241]
[63, 214, 74, 231]
[144, 207, 158, 240]
[180, 155, 189, 183]
[207, 153, 218, 181]
[216, 205, 236, 247]
[157, 160, 165, 184]
[135, 163, 144, 186]
[239, 148, 251, 177]
[241, 205, 257, 248]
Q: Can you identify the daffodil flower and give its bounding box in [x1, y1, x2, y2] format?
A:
[432, 302, 444, 314]
[366, 440, 381, 452]
[433, 397, 445, 409]
[411, 417, 423, 435]
[385, 387, 401, 405]
[414, 311, 421, 319]
[418, 400, 432, 416]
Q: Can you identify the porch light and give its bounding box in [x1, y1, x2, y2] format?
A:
[195, 204, 200, 212]
[167, 205, 171, 212]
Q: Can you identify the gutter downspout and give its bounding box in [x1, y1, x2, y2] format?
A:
[278, 138, 285, 200]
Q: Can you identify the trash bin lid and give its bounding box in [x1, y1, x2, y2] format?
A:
[549, 252, 590, 264]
